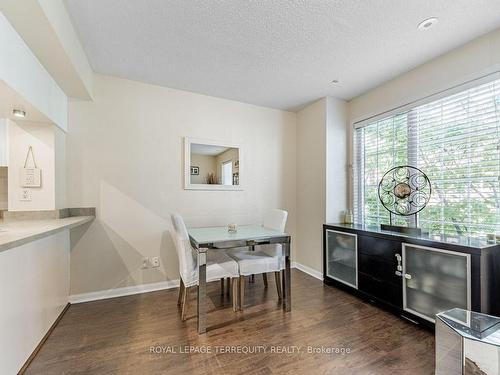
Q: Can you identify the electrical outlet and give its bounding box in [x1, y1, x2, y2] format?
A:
[20, 188, 32, 201]
[151, 256, 160, 268]
[141, 257, 150, 269]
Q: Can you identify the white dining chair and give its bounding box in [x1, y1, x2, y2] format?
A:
[170, 213, 240, 320]
[227, 209, 288, 310]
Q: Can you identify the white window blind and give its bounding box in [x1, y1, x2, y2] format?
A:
[354, 77, 500, 236]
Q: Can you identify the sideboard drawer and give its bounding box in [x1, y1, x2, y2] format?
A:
[358, 235, 400, 260]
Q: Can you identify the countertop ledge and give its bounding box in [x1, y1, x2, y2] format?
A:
[0, 216, 94, 253]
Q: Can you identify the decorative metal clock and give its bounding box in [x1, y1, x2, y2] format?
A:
[377, 165, 431, 232]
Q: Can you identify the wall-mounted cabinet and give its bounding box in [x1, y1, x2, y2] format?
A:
[323, 224, 500, 328]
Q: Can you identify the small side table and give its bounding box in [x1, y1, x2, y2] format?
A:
[436, 308, 500, 375]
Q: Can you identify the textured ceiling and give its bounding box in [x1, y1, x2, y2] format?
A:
[191, 144, 230, 156]
[64, 0, 500, 111]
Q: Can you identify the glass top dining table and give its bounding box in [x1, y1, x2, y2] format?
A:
[188, 225, 292, 334]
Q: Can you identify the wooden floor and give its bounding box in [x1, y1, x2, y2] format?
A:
[26, 270, 435, 374]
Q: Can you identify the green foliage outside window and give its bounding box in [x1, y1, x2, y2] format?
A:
[355, 79, 500, 237]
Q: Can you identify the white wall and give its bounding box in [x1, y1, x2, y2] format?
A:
[54, 125, 66, 209]
[0, 1, 93, 100]
[8, 120, 56, 211]
[0, 119, 8, 166]
[0, 230, 70, 374]
[326, 97, 348, 223]
[295, 98, 348, 274]
[296, 99, 326, 273]
[0, 12, 68, 131]
[67, 74, 297, 295]
[0, 167, 7, 211]
[38, 0, 94, 99]
[350, 28, 500, 123]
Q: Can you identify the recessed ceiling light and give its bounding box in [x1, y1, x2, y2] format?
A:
[331, 79, 339, 84]
[418, 17, 438, 31]
[12, 108, 26, 118]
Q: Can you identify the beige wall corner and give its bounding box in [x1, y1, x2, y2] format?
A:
[66, 75, 297, 295]
[296, 98, 327, 273]
[295, 97, 348, 274]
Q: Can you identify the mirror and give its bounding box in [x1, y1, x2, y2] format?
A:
[184, 138, 242, 190]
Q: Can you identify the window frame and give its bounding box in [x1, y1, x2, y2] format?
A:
[351, 72, 500, 235]
[221, 160, 233, 186]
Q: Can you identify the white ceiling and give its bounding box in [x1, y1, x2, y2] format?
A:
[191, 143, 230, 156]
[64, 0, 500, 111]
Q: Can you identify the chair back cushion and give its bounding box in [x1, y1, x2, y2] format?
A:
[170, 214, 197, 285]
[263, 209, 288, 232]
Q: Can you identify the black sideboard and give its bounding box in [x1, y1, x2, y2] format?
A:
[323, 223, 500, 328]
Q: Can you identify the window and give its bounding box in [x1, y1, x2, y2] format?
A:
[222, 160, 233, 185]
[354, 77, 500, 236]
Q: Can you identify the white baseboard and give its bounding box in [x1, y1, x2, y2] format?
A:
[69, 263, 322, 304]
[292, 262, 323, 281]
[69, 279, 180, 304]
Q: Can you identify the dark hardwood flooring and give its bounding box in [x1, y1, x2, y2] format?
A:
[26, 270, 435, 374]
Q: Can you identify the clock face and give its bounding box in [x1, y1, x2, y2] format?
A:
[394, 183, 411, 199]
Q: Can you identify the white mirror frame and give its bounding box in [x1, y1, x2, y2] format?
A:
[184, 137, 243, 191]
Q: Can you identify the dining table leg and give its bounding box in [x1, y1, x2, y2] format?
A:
[283, 240, 291, 312]
[250, 244, 255, 283]
[197, 248, 207, 334]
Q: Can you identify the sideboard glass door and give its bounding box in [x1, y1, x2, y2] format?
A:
[403, 244, 470, 322]
[326, 230, 357, 288]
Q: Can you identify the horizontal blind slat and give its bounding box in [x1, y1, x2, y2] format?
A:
[353, 77, 500, 236]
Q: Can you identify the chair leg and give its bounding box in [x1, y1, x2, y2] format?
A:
[177, 278, 185, 306]
[262, 273, 268, 288]
[181, 286, 189, 321]
[231, 277, 238, 312]
[275, 272, 282, 300]
[226, 277, 231, 296]
[220, 278, 225, 295]
[239, 275, 245, 311]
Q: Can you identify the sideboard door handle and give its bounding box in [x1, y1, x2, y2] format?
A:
[404, 274, 412, 280]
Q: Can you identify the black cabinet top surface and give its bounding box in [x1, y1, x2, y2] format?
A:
[325, 223, 500, 251]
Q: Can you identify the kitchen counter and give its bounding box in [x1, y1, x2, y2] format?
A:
[0, 216, 94, 253]
[0, 214, 94, 373]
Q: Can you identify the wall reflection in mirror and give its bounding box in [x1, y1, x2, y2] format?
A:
[184, 138, 241, 190]
[190, 144, 239, 185]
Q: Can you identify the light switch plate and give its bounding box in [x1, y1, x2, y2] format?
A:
[20, 188, 32, 201]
